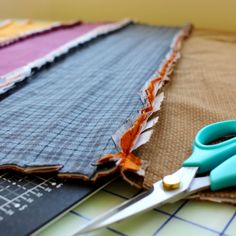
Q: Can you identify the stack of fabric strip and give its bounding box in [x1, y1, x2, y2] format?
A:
[0, 19, 60, 46]
[0, 19, 235, 204]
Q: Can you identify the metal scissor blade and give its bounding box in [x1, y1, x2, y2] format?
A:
[186, 176, 210, 195]
[73, 167, 198, 235]
[73, 183, 169, 235]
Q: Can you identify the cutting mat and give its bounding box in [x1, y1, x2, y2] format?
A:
[0, 171, 108, 236]
[38, 178, 236, 236]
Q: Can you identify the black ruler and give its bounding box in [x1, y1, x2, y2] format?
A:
[0, 171, 107, 236]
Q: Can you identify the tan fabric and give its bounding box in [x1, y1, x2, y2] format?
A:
[136, 29, 236, 204]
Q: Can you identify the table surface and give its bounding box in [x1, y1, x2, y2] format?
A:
[37, 178, 236, 236]
[1, 19, 235, 236]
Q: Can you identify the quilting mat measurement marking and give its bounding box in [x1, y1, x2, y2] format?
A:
[0, 172, 62, 220]
[39, 178, 236, 236]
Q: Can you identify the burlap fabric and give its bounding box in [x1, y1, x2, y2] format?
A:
[136, 29, 236, 204]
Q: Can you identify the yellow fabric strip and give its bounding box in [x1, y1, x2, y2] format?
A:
[0, 20, 57, 43]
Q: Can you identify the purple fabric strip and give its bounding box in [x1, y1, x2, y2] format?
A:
[0, 23, 104, 76]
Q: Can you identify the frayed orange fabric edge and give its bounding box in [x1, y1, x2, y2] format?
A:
[96, 24, 193, 186]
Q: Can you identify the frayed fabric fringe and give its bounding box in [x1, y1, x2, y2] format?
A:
[95, 24, 193, 188]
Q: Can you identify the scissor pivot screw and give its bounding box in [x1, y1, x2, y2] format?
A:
[162, 175, 181, 191]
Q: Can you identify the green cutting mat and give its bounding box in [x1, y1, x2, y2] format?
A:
[37, 178, 236, 236]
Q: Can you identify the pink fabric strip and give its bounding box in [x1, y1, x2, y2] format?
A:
[0, 23, 104, 76]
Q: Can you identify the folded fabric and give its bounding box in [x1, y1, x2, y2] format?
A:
[0, 23, 190, 181]
[137, 29, 236, 204]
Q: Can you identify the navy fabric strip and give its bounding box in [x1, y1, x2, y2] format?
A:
[0, 24, 180, 177]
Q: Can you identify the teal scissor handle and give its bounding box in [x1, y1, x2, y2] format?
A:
[210, 154, 236, 191]
[183, 120, 236, 174]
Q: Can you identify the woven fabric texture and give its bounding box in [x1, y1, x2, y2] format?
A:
[0, 24, 181, 178]
[0, 23, 102, 76]
[136, 29, 236, 203]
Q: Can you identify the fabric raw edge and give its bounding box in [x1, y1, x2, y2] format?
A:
[0, 164, 61, 174]
[187, 195, 236, 206]
[58, 164, 119, 182]
[0, 19, 132, 95]
[95, 23, 193, 188]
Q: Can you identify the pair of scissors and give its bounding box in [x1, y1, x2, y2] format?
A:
[74, 120, 236, 235]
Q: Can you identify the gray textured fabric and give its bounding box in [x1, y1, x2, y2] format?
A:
[0, 24, 181, 177]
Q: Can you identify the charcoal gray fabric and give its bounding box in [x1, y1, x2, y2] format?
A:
[0, 24, 181, 177]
